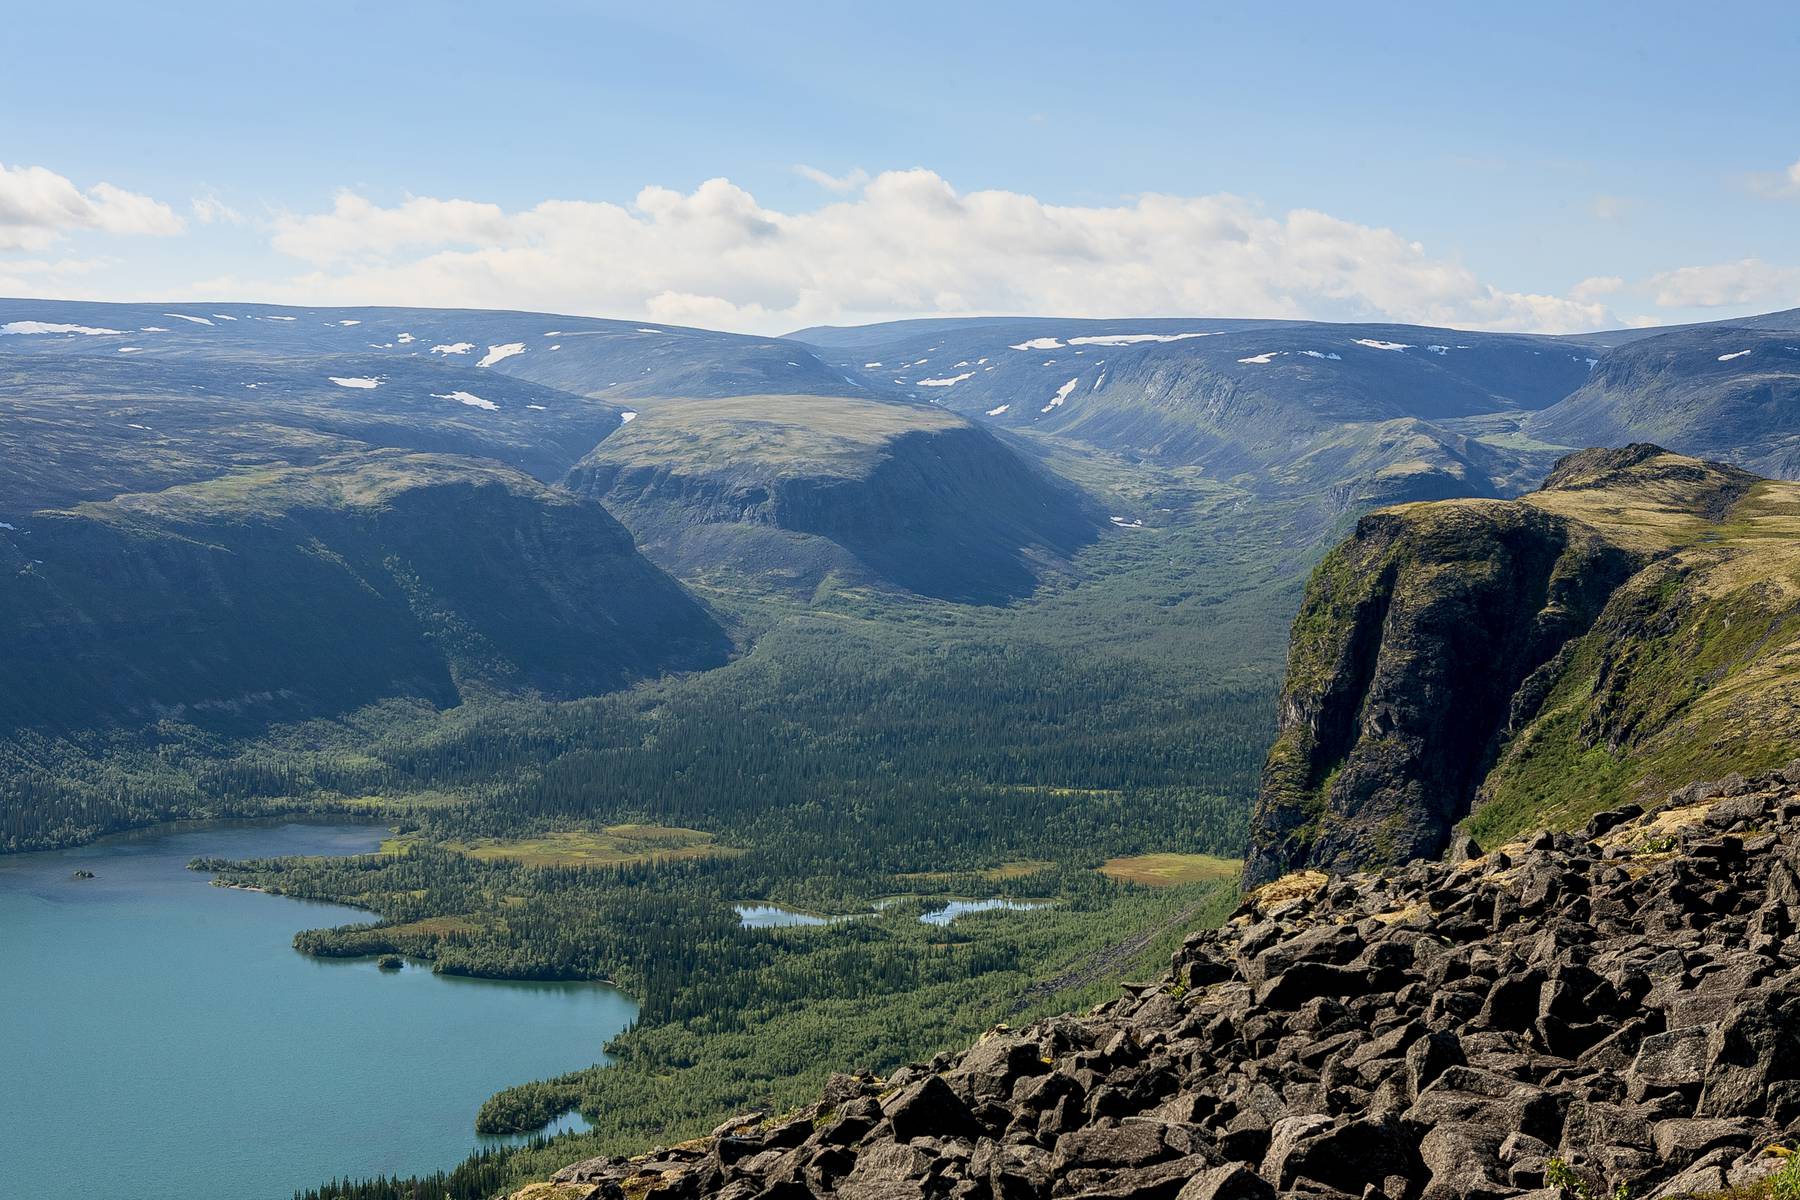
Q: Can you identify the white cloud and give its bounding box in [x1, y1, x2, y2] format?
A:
[1648, 258, 1800, 309]
[1570, 275, 1625, 302]
[251, 171, 1613, 334]
[794, 165, 870, 194]
[272, 190, 512, 265]
[0, 162, 183, 251]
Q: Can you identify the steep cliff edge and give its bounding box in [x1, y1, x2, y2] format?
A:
[0, 451, 729, 731]
[1243, 444, 1800, 884]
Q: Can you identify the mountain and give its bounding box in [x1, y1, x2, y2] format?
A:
[791, 316, 1607, 506]
[566, 393, 1101, 603]
[0, 451, 728, 732]
[1528, 326, 1800, 478]
[0, 298, 878, 403]
[1244, 444, 1800, 883]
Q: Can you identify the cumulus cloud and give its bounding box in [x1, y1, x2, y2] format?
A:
[1570, 275, 1625, 302]
[1649, 258, 1800, 309]
[271, 191, 513, 265]
[255, 170, 1611, 333]
[0, 162, 184, 251]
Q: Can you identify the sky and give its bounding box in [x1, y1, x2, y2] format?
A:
[4, 0, 1799, 335]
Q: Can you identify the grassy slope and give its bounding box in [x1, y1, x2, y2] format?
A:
[1470, 467, 1800, 841]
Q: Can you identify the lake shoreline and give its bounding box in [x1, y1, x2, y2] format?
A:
[1, 819, 638, 1200]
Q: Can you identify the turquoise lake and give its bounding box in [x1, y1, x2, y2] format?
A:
[0, 820, 637, 1200]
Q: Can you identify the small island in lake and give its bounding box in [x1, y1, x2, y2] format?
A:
[70, 870, 96, 880]
[376, 955, 404, 971]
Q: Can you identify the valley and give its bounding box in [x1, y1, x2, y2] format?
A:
[8, 297, 1800, 1199]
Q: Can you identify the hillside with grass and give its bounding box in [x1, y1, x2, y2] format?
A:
[1246, 443, 1800, 881]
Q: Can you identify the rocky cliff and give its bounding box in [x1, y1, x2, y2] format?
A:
[525, 769, 1800, 1200]
[1245, 445, 1800, 884]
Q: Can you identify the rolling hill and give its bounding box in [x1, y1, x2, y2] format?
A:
[791, 316, 1608, 505]
[567, 393, 1101, 603]
[1527, 325, 1800, 477]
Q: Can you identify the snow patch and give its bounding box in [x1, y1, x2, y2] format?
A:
[1109, 516, 1145, 529]
[1718, 349, 1753, 362]
[1237, 352, 1281, 364]
[431, 342, 474, 355]
[985, 404, 1011, 416]
[526, 404, 546, 410]
[1040, 377, 1080, 412]
[139, 326, 169, 332]
[864, 362, 883, 368]
[1067, 332, 1215, 346]
[479, 342, 525, 368]
[1009, 337, 1062, 351]
[396, 332, 415, 344]
[1353, 339, 1412, 352]
[211, 314, 238, 321]
[1427, 344, 1451, 355]
[2, 321, 124, 336]
[636, 328, 664, 334]
[432, 391, 497, 411]
[619, 411, 638, 424]
[162, 313, 215, 326]
[918, 373, 974, 387]
[1298, 350, 1342, 360]
[117, 347, 142, 354]
[0, 522, 13, 530]
[329, 376, 382, 389]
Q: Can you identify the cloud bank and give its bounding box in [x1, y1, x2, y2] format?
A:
[0, 162, 184, 252]
[258, 171, 1611, 334]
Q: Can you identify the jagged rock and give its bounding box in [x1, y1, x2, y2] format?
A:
[535, 769, 1800, 1200]
[883, 1075, 983, 1143]
[1174, 1164, 1275, 1200]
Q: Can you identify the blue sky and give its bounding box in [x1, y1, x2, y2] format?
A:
[5, 0, 1798, 333]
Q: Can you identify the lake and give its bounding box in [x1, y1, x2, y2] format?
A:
[734, 898, 1052, 928]
[0, 820, 637, 1200]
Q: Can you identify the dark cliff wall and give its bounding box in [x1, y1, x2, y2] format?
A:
[0, 455, 729, 732]
[1242, 500, 1639, 885]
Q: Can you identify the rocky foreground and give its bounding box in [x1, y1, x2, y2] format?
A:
[529, 770, 1800, 1200]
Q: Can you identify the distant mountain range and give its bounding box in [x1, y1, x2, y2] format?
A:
[7, 295, 1800, 742]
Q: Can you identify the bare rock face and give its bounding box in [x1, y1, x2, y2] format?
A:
[535, 769, 1800, 1200]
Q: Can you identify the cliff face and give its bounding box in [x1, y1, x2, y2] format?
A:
[0, 451, 729, 731]
[567, 395, 1100, 604]
[1244, 445, 1798, 884]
